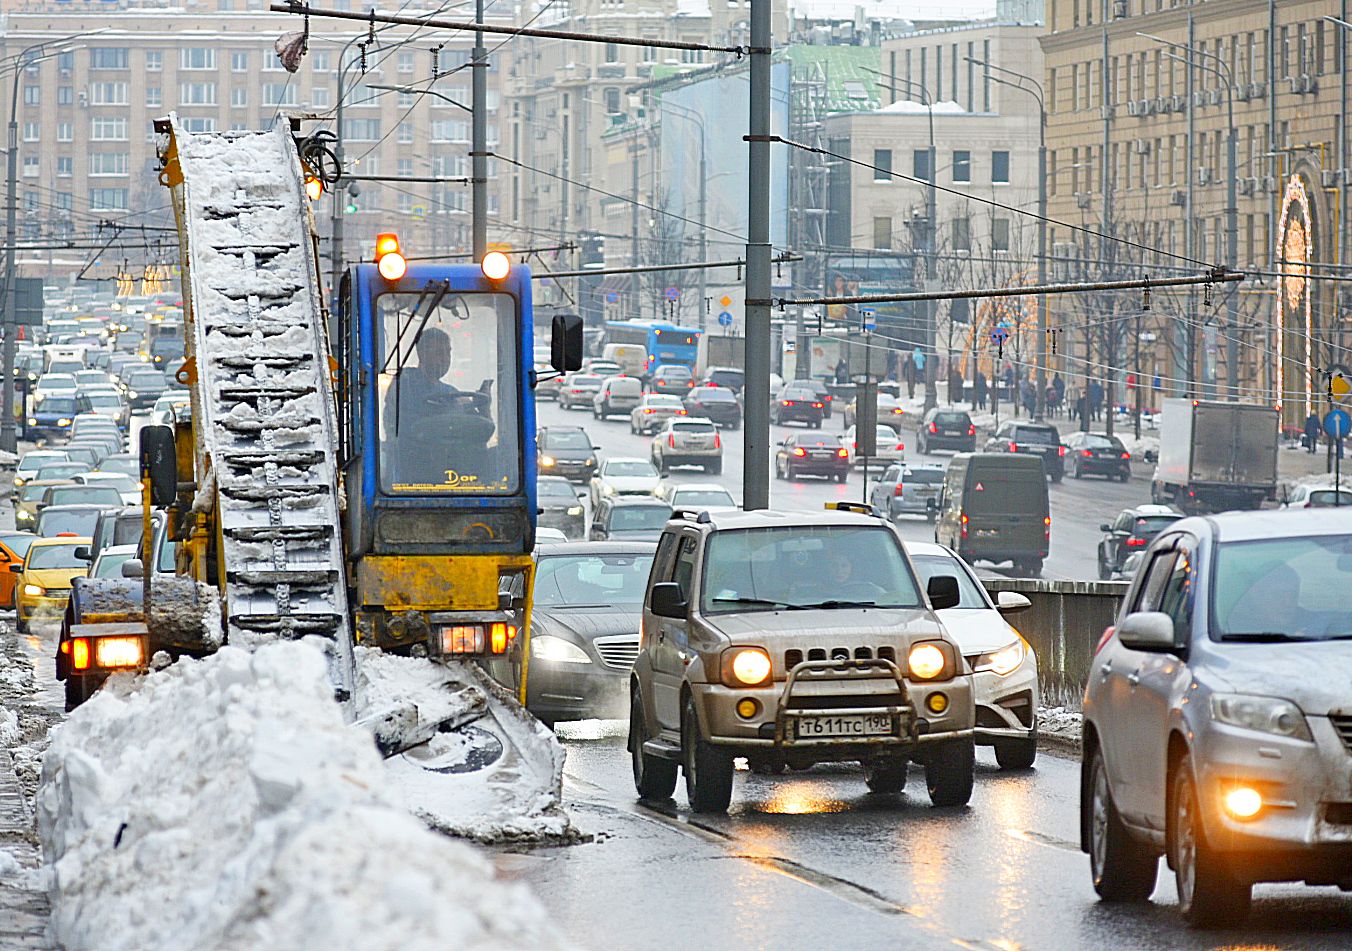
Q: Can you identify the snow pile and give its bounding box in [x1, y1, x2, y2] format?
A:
[1038, 705, 1083, 750]
[354, 648, 575, 844]
[878, 98, 967, 115]
[0, 704, 17, 747]
[38, 641, 574, 951]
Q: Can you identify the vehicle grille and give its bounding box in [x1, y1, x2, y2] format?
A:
[593, 634, 640, 671]
[1332, 715, 1352, 753]
[789, 692, 906, 711]
[784, 645, 896, 670]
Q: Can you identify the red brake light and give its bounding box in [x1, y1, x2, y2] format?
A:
[1044, 516, 1051, 527]
[1125, 536, 1146, 547]
[678, 409, 687, 415]
[960, 513, 969, 525]
[714, 433, 721, 449]
[812, 402, 823, 408]
[836, 448, 848, 458]
[894, 483, 904, 495]
[928, 422, 938, 433]
[791, 447, 808, 457]
[1121, 452, 1130, 459]
[668, 434, 676, 448]
[1058, 446, 1066, 457]
[781, 400, 792, 407]
[967, 424, 976, 436]
[1009, 441, 1018, 452]
[644, 408, 654, 414]
[895, 443, 905, 451]
[1081, 449, 1093, 457]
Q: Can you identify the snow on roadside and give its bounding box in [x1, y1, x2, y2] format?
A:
[38, 641, 575, 951]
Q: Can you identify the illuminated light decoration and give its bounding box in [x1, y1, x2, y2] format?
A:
[1276, 175, 1313, 422]
[481, 249, 511, 281]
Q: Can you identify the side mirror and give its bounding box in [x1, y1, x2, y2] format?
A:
[1099, 523, 1111, 532]
[74, 546, 91, 562]
[8, 563, 22, 574]
[926, 575, 961, 611]
[120, 558, 144, 579]
[649, 581, 688, 619]
[1116, 611, 1178, 652]
[551, 314, 584, 373]
[995, 591, 1032, 615]
[140, 424, 177, 507]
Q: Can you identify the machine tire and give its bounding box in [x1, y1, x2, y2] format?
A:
[864, 759, 908, 794]
[64, 677, 88, 712]
[631, 691, 678, 800]
[994, 736, 1037, 770]
[1087, 747, 1158, 902]
[682, 696, 733, 813]
[925, 738, 975, 806]
[1171, 754, 1251, 926]
[1119, 472, 1130, 483]
[1050, 471, 1063, 484]
[1025, 558, 1044, 577]
[811, 419, 821, 430]
[1073, 458, 1083, 478]
[707, 462, 722, 475]
[775, 461, 785, 480]
[836, 472, 848, 483]
[1098, 552, 1112, 581]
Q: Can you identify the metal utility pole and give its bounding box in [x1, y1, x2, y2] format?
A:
[2, 67, 21, 452]
[923, 139, 937, 412]
[471, 0, 488, 259]
[743, 0, 772, 510]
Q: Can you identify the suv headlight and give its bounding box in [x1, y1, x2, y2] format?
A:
[531, 634, 590, 665]
[722, 647, 772, 686]
[1210, 693, 1313, 741]
[23, 583, 44, 596]
[972, 638, 1026, 676]
[907, 641, 955, 681]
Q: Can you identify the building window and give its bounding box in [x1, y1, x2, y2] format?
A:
[398, 51, 414, 73]
[22, 156, 39, 178]
[992, 217, 1011, 251]
[991, 150, 1010, 184]
[181, 117, 217, 133]
[91, 82, 129, 105]
[398, 158, 413, 177]
[231, 51, 249, 72]
[263, 84, 297, 107]
[312, 87, 330, 107]
[22, 122, 39, 142]
[430, 119, 468, 142]
[91, 116, 129, 141]
[89, 48, 129, 70]
[146, 87, 162, 108]
[605, 43, 620, 63]
[89, 188, 129, 211]
[57, 157, 73, 177]
[872, 216, 892, 249]
[343, 118, 381, 141]
[604, 87, 621, 113]
[398, 193, 413, 213]
[913, 149, 931, 182]
[396, 90, 414, 108]
[57, 123, 73, 142]
[23, 86, 39, 106]
[181, 48, 217, 70]
[397, 123, 414, 144]
[231, 87, 248, 107]
[312, 51, 331, 71]
[89, 153, 129, 176]
[58, 86, 73, 106]
[873, 148, 893, 181]
[179, 82, 217, 106]
[952, 150, 971, 183]
[952, 216, 971, 251]
[146, 50, 163, 72]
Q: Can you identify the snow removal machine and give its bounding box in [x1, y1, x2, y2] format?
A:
[55, 117, 583, 836]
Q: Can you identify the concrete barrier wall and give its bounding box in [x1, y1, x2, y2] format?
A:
[982, 577, 1130, 709]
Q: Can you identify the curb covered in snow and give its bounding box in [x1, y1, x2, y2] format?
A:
[38, 641, 575, 951]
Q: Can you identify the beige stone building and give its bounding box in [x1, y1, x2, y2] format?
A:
[0, 1, 507, 283]
[1041, 0, 1351, 425]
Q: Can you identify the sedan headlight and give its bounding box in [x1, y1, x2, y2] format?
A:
[540, 455, 556, 467]
[566, 505, 584, 516]
[585, 457, 596, 466]
[603, 484, 617, 496]
[26, 417, 36, 426]
[127, 390, 138, 398]
[23, 583, 44, 596]
[56, 418, 71, 427]
[972, 638, 1026, 676]
[907, 641, 954, 681]
[722, 647, 772, 686]
[1210, 693, 1313, 741]
[531, 634, 590, 664]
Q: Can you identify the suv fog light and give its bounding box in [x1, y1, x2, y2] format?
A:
[736, 698, 760, 719]
[1223, 786, 1263, 820]
[925, 692, 949, 714]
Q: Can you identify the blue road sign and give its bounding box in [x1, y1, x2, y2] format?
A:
[990, 326, 1010, 345]
[665, 286, 680, 302]
[717, 311, 733, 327]
[604, 291, 619, 304]
[859, 306, 876, 332]
[1325, 408, 1351, 440]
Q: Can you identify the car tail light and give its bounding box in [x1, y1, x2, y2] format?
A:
[836, 448, 848, 458]
[967, 424, 976, 436]
[644, 408, 654, 414]
[852, 441, 858, 450]
[781, 400, 793, 407]
[678, 409, 687, 415]
[1081, 449, 1093, 457]
[686, 380, 694, 387]
[1044, 515, 1051, 540]
[1057, 446, 1066, 457]
[1009, 441, 1019, 452]
[668, 434, 676, 448]
[895, 443, 905, 451]
[812, 402, 823, 408]
[928, 422, 938, 433]
[1094, 625, 1116, 656]
[792, 447, 807, 457]
[960, 513, 968, 539]
[1121, 452, 1130, 459]
[894, 482, 904, 496]
[1125, 536, 1146, 547]
[714, 433, 721, 449]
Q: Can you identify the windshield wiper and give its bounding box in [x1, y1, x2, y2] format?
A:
[1219, 632, 1311, 643]
[795, 599, 879, 609]
[711, 596, 806, 610]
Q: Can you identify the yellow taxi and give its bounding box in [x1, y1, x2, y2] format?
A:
[14, 535, 91, 632]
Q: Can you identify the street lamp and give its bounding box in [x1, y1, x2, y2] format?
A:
[965, 56, 1048, 422]
[1139, 32, 1239, 400]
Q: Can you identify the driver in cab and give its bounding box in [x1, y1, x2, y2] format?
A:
[385, 327, 495, 487]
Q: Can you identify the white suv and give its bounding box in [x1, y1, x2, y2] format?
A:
[650, 417, 722, 474]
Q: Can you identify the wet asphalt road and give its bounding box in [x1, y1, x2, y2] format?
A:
[537, 400, 1147, 581]
[495, 724, 1352, 951]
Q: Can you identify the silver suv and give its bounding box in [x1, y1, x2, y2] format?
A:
[629, 504, 976, 813]
[1082, 511, 1352, 926]
[650, 417, 722, 475]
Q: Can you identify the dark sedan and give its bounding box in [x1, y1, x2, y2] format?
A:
[537, 476, 586, 540]
[558, 373, 605, 410]
[538, 425, 599, 483]
[649, 364, 695, 395]
[589, 497, 673, 542]
[28, 396, 78, 441]
[520, 542, 656, 725]
[772, 382, 825, 428]
[917, 407, 977, 453]
[683, 385, 741, 428]
[774, 433, 850, 482]
[1063, 431, 1131, 481]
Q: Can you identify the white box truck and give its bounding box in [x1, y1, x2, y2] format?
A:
[1151, 399, 1279, 513]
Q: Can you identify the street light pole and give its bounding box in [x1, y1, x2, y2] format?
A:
[471, 0, 488, 259]
[743, 0, 771, 510]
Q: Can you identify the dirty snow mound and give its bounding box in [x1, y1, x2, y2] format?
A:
[39, 641, 573, 951]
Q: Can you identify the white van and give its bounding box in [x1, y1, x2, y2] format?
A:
[592, 375, 643, 419]
[602, 343, 648, 377]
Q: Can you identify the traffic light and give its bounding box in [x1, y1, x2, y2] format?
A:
[345, 181, 360, 214]
[374, 233, 407, 281]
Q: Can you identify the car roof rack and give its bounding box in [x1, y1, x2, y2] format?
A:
[672, 508, 713, 523]
[824, 501, 876, 517]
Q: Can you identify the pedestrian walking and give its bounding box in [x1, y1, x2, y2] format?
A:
[974, 369, 988, 410]
[1304, 411, 1322, 454]
[949, 366, 965, 404]
[902, 352, 916, 400]
[1088, 380, 1104, 421]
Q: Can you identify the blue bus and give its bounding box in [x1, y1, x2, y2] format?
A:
[603, 319, 701, 372]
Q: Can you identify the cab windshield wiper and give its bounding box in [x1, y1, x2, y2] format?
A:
[711, 596, 805, 610]
[1218, 632, 1311, 643]
[796, 599, 879, 609]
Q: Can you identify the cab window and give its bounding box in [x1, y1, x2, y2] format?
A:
[672, 535, 698, 601]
